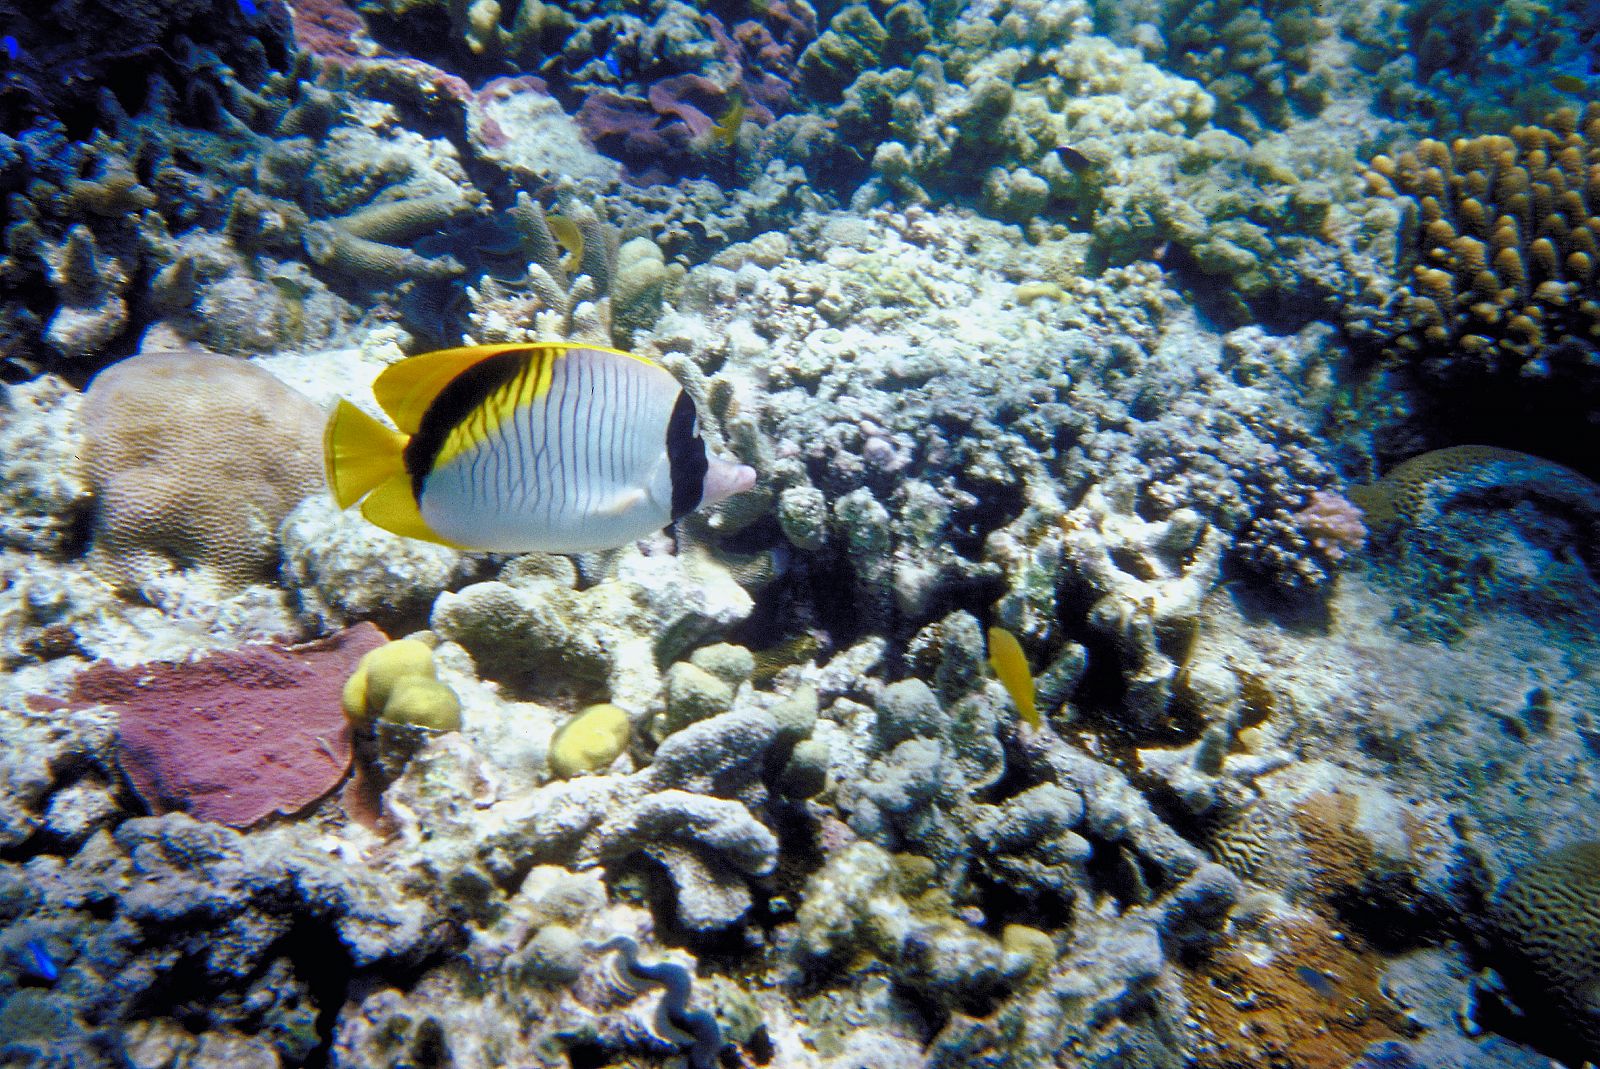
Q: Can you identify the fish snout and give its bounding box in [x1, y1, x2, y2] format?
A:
[703, 459, 757, 506]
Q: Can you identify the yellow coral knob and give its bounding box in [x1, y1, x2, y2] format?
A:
[548, 703, 631, 779]
[382, 677, 463, 732]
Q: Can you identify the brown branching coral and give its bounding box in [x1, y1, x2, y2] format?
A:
[1366, 104, 1600, 382]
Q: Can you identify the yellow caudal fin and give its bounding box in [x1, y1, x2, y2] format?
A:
[987, 626, 1040, 729]
[325, 400, 408, 509]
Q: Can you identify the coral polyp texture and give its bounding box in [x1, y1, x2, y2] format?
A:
[1363, 105, 1600, 461]
[76, 349, 326, 596]
[1486, 840, 1600, 1061]
[1367, 105, 1600, 378]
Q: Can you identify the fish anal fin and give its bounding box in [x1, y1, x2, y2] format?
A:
[360, 477, 466, 548]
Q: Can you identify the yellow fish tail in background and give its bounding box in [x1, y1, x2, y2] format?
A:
[987, 625, 1039, 728]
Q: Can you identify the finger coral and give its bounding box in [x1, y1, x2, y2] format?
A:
[77, 350, 326, 596]
[1365, 106, 1600, 454]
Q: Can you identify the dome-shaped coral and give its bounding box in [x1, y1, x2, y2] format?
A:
[76, 350, 325, 595]
[1487, 839, 1600, 1057]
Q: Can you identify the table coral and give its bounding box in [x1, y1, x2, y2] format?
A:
[77, 350, 326, 596]
[59, 623, 386, 828]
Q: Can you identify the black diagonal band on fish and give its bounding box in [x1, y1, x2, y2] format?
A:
[324, 343, 756, 554]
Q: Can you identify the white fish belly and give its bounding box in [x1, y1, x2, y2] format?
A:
[418, 348, 678, 553]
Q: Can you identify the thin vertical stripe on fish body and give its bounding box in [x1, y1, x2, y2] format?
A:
[324, 343, 757, 553]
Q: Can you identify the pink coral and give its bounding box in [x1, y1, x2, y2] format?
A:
[61, 624, 388, 828]
[286, 0, 370, 61]
[1292, 490, 1368, 561]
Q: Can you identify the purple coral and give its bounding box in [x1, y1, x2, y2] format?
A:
[54, 623, 388, 828]
[1292, 489, 1367, 562]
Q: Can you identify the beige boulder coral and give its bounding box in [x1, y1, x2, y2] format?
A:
[77, 350, 326, 595]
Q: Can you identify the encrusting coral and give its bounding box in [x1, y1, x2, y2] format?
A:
[44, 624, 388, 829]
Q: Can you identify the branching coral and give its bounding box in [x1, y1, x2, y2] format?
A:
[1163, 0, 1331, 137]
[303, 191, 473, 280]
[1058, 485, 1227, 727]
[1362, 107, 1600, 460]
[463, 193, 680, 347]
[1366, 106, 1600, 383]
[483, 708, 781, 933]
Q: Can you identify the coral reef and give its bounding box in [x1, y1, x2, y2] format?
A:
[0, 812, 445, 1068]
[1362, 108, 1600, 464]
[1, 3, 1596, 1065]
[485, 705, 782, 933]
[1353, 445, 1600, 640]
[1482, 840, 1600, 1061]
[1162, 0, 1332, 137]
[431, 549, 752, 716]
[48, 623, 387, 828]
[77, 350, 326, 597]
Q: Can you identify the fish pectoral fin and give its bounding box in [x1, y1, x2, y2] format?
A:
[594, 488, 647, 517]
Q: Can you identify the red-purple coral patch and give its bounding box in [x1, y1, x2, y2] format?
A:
[59, 623, 388, 828]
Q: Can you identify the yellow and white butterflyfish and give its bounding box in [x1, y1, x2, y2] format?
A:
[324, 342, 757, 553]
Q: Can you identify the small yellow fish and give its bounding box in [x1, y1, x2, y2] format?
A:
[1551, 73, 1587, 93]
[711, 95, 746, 148]
[545, 214, 584, 274]
[987, 626, 1038, 728]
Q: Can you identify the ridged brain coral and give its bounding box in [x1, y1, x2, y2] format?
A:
[77, 350, 326, 594]
[1365, 104, 1600, 382]
[1488, 840, 1600, 1056]
[1351, 444, 1600, 542]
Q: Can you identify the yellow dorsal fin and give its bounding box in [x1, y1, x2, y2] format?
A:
[372, 344, 549, 435]
[324, 399, 408, 510]
[359, 476, 466, 548]
[545, 215, 584, 274]
[987, 626, 1039, 729]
